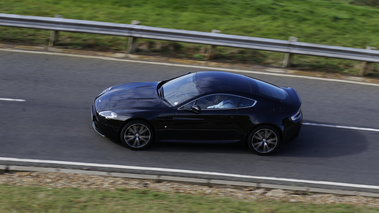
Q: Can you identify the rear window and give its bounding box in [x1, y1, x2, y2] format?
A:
[256, 80, 287, 100]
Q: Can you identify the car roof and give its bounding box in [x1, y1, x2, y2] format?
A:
[195, 71, 253, 95]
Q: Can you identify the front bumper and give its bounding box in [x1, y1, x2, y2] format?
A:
[91, 105, 117, 137]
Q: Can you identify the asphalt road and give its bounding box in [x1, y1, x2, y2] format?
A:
[1, 50, 379, 186]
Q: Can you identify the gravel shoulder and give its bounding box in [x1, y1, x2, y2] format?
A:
[1, 171, 378, 208]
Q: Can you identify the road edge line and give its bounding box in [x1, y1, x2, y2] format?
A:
[1, 158, 378, 198]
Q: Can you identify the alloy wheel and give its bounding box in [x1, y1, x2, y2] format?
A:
[251, 128, 278, 154]
[123, 123, 152, 149]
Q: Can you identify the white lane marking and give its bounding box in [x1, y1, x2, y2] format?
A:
[0, 98, 26, 102]
[1, 48, 379, 87]
[0, 157, 379, 190]
[304, 123, 379, 132]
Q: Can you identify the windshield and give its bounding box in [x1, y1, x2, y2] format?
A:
[160, 73, 200, 106]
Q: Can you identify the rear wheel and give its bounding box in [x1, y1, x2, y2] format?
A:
[120, 120, 154, 150]
[248, 126, 281, 155]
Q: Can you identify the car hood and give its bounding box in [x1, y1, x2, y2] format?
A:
[95, 81, 166, 111]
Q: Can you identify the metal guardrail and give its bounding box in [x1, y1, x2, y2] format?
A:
[0, 13, 378, 75]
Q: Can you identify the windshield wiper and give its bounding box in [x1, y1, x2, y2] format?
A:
[158, 86, 169, 102]
[158, 87, 173, 106]
[158, 86, 164, 98]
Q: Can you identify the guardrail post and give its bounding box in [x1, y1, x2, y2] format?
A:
[127, 20, 141, 54]
[283, 37, 298, 68]
[360, 46, 376, 76]
[205, 30, 221, 60]
[48, 15, 62, 47]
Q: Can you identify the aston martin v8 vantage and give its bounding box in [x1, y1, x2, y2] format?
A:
[91, 71, 302, 154]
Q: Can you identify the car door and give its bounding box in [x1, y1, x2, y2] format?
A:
[161, 94, 242, 143]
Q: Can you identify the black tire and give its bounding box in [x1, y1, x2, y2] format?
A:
[120, 120, 154, 150]
[247, 125, 281, 155]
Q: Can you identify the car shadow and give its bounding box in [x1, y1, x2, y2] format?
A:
[106, 121, 368, 157]
[276, 122, 369, 158]
[147, 142, 250, 154]
[105, 127, 251, 154]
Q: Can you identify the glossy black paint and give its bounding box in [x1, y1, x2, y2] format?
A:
[91, 71, 302, 152]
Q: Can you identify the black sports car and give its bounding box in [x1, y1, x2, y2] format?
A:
[91, 71, 302, 155]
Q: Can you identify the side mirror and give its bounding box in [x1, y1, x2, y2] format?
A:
[190, 105, 201, 114]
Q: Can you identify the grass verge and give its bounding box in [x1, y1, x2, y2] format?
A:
[0, 0, 378, 75]
[1, 184, 378, 213]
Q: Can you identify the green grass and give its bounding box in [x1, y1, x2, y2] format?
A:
[0, 0, 378, 75]
[0, 184, 378, 213]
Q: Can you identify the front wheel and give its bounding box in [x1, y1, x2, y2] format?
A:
[248, 126, 281, 155]
[120, 120, 154, 150]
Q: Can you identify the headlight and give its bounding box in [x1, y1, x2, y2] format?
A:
[98, 111, 118, 119]
[99, 87, 112, 96]
[290, 109, 302, 122]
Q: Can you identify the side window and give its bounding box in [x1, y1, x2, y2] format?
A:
[238, 97, 256, 108]
[181, 100, 196, 110]
[197, 95, 238, 110]
[179, 94, 256, 110]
